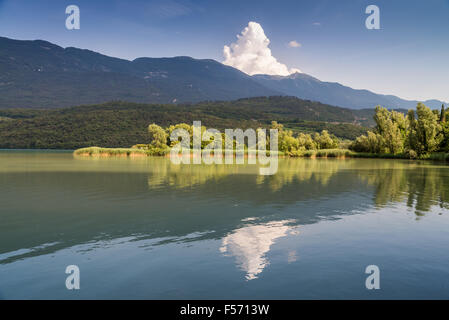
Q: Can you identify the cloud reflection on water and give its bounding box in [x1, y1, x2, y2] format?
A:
[220, 219, 298, 280]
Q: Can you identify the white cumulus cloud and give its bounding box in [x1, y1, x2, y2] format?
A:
[223, 21, 301, 76]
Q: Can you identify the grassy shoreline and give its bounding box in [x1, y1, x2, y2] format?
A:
[73, 147, 449, 161]
[73, 147, 284, 157]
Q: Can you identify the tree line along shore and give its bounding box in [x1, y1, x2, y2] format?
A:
[74, 103, 449, 161]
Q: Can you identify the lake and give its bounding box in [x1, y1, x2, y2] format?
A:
[1, 151, 449, 299]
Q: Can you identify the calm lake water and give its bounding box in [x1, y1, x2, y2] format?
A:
[1, 151, 449, 299]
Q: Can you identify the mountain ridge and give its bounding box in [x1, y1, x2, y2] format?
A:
[0, 36, 279, 108]
[252, 72, 447, 110]
[0, 36, 445, 110]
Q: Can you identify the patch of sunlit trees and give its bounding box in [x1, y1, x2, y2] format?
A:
[142, 121, 339, 156]
[143, 103, 449, 159]
[350, 104, 449, 158]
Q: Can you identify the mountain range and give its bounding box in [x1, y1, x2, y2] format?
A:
[253, 73, 447, 110]
[0, 36, 446, 110]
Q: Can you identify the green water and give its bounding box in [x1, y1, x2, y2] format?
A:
[1, 151, 449, 299]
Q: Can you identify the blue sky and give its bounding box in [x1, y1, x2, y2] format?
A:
[0, 0, 448, 101]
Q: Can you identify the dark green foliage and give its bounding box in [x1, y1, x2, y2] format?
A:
[440, 122, 449, 152]
[441, 104, 446, 123]
[0, 97, 370, 149]
[280, 120, 367, 140]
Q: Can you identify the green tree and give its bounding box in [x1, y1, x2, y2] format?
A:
[314, 130, 339, 149]
[270, 121, 300, 154]
[350, 135, 369, 152]
[167, 123, 210, 149]
[440, 104, 446, 123]
[297, 133, 316, 150]
[350, 131, 382, 153]
[148, 123, 168, 148]
[367, 131, 383, 153]
[373, 106, 405, 154]
[407, 103, 443, 156]
[439, 122, 449, 152]
[406, 109, 419, 155]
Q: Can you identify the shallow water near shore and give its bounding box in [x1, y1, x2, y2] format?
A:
[1, 150, 449, 299]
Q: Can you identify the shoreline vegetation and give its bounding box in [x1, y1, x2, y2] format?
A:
[73, 146, 449, 161]
[74, 102, 449, 162]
